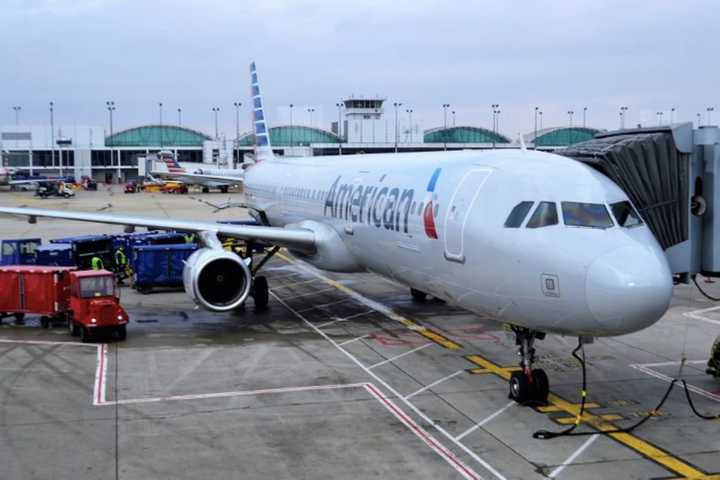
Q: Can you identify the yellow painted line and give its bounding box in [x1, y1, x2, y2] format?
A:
[556, 414, 622, 425]
[464, 354, 714, 479]
[537, 402, 600, 413]
[275, 253, 717, 479]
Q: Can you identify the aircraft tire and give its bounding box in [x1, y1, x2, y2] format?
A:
[509, 371, 532, 404]
[253, 276, 269, 311]
[410, 288, 427, 303]
[531, 369, 549, 404]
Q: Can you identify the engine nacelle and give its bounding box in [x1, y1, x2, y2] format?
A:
[183, 248, 252, 311]
[286, 220, 363, 272]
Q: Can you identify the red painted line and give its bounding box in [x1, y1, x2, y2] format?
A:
[364, 383, 483, 480]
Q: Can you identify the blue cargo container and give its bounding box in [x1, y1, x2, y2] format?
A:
[113, 232, 187, 268]
[49, 234, 113, 270]
[35, 243, 74, 266]
[132, 243, 197, 293]
[0, 238, 41, 266]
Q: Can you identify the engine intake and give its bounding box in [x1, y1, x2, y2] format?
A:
[183, 248, 252, 311]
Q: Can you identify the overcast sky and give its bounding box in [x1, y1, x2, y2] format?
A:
[3, 0, 718, 139]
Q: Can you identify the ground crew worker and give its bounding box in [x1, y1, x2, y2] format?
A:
[114, 247, 128, 284]
[91, 256, 104, 270]
[184, 233, 194, 244]
[708, 335, 720, 378]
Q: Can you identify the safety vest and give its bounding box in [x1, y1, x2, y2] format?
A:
[115, 249, 127, 266]
[184, 234, 194, 244]
[91, 257, 104, 270]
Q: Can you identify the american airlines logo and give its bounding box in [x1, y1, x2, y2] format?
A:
[323, 168, 442, 238]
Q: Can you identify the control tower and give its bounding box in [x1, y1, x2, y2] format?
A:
[337, 97, 385, 144]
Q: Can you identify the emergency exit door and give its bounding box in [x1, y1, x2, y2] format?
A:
[444, 169, 492, 263]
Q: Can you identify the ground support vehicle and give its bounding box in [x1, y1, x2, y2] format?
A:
[1, 238, 41, 266]
[124, 181, 139, 193]
[132, 244, 197, 293]
[50, 235, 114, 270]
[162, 181, 188, 194]
[708, 335, 720, 378]
[0, 266, 75, 327]
[67, 270, 128, 342]
[36, 182, 75, 198]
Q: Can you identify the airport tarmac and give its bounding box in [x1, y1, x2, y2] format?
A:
[1, 187, 719, 480]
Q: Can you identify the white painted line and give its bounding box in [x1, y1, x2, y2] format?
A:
[93, 344, 108, 405]
[547, 435, 599, 478]
[273, 286, 336, 300]
[270, 291, 507, 480]
[368, 343, 433, 369]
[630, 363, 720, 403]
[316, 310, 374, 328]
[683, 306, 720, 326]
[455, 401, 515, 441]
[405, 370, 465, 400]
[338, 335, 369, 346]
[271, 278, 319, 290]
[297, 298, 350, 312]
[0, 338, 107, 405]
[364, 382, 483, 480]
[634, 360, 705, 368]
[103, 382, 367, 406]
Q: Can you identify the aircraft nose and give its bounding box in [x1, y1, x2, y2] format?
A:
[585, 245, 672, 334]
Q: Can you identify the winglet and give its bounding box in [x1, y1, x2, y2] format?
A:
[250, 62, 275, 162]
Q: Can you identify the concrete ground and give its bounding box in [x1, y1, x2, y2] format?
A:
[0, 186, 719, 480]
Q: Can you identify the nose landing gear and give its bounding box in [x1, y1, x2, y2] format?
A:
[508, 326, 549, 405]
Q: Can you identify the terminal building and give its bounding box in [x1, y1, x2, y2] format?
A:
[0, 103, 603, 182]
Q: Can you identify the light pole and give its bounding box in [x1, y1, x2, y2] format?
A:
[336, 102, 343, 155]
[442, 104, 450, 151]
[698, 113, 702, 127]
[289, 104, 294, 148]
[307, 108, 315, 128]
[534, 106, 539, 149]
[708, 107, 715, 126]
[106, 101, 116, 180]
[452, 110, 456, 127]
[177, 108, 182, 127]
[670, 107, 676, 124]
[393, 102, 402, 153]
[491, 104, 500, 149]
[538, 110, 543, 131]
[12, 106, 21, 125]
[158, 102, 163, 146]
[568, 110, 574, 144]
[619, 106, 628, 129]
[656, 111, 663, 126]
[233, 102, 241, 167]
[49, 102, 55, 168]
[211, 107, 220, 139]
[582, 106, 588, 128]
[406, 109, 413, 143]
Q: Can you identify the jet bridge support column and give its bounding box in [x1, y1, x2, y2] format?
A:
[697, 126, 720, 275]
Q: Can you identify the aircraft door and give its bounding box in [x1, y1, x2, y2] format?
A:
[444, 169, 492, 263]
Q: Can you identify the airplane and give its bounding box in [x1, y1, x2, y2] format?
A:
[0, 62, 673, 405]
[152, 150, 244, 193]
[0, 166, 66, 188]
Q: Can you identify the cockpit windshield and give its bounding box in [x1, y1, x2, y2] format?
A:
[527, 201, 559, 228]
[562, 202, 614, 229]
[610, 201, 643, 228]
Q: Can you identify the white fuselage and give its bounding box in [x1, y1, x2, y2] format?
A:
[243, 149, 673, 337]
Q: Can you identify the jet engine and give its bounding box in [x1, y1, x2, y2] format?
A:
[183, 248, 252, 311]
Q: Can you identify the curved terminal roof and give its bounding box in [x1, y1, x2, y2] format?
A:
[424, 126, 511, 144]
[238, 125, 341, 147]
[526, 127, 602, 147]
[106, 125, 212, 147]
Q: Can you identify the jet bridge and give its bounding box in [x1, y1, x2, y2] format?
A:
[560, 123, 720, 282]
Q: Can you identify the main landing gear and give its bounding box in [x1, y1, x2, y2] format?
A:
[233, 242, 278, 312]
[508, 326, 549, 405]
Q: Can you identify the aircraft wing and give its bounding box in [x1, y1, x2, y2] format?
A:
[161, 172, 244, 186]
[9, 178, 61, 185]
[0, 206, 314, 251]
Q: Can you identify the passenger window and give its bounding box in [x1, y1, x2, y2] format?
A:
[562, 202, 614, 229]
[610, 201, 643, 227]
[504, 201, 534, 228]
[526, 202, 558, 228]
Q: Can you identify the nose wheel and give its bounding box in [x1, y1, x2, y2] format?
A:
[508, 326, 549, 405]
